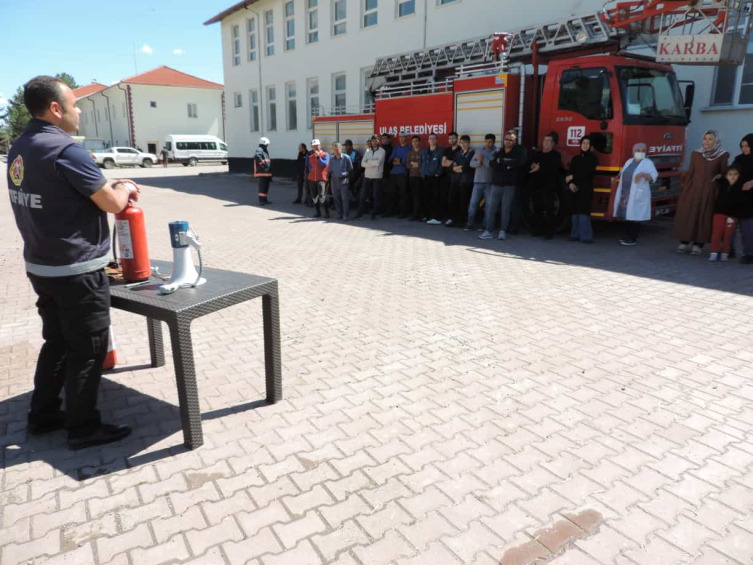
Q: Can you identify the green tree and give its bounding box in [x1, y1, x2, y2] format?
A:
[1, 86, 30, 140]
[54, 72, 79, 89]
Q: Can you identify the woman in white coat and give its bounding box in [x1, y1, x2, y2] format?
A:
[613, 143, 659, 245]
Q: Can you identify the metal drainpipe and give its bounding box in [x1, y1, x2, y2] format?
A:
[116, 83, 132, 147]
[531, 41, 540, 148]
[87, 97, 99, 138]
[244, 5, 265, 137]
[509, 62, 526, 143]
[101, 90, 115, 147]
[423, 0, 428, 49]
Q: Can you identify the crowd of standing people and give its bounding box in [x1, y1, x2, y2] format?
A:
[253, 128, 753, 261]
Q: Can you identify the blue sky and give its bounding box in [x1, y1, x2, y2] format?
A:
[0, 0, 227, 108]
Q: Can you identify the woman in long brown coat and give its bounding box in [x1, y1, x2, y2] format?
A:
[673, 130, 728, 255]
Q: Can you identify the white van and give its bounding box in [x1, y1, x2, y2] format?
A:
[164, 135, 229, 166]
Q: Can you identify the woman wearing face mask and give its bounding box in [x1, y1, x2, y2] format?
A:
[673, 130, 728, 255]
[613, 143, 659, 245]
[566, 135, 598, 243]
[733, 134, 753, 263]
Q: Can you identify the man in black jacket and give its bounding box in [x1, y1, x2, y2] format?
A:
[480, 130, 527, 241]
[380, 133, 394, 216]
[446, 135, 474, 227]
[528, 131, 564, 239]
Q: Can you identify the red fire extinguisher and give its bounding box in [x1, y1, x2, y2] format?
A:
[115, 199, 151, 282]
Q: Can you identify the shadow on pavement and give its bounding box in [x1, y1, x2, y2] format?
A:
[0, 376, 272, 481]
[144, 173, 753, 298]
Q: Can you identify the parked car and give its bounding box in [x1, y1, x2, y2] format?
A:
[92, 147, 159, 169]
[164, 135, 228, 166]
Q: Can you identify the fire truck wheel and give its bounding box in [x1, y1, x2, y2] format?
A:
[522, 185, 570, 234]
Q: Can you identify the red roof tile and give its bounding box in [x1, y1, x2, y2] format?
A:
[120, 66, 223, 89]
[72, 83, 108, 99]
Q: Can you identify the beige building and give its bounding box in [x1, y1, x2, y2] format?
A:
[205, 0, 753, 173]
[73, 66, 225, 155]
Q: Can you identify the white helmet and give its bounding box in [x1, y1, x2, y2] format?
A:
[259, 137, 270, 146]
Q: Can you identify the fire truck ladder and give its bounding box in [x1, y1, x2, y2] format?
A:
[368, 12, 627, 88]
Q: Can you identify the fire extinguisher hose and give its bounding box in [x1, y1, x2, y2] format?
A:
[112, 222, 118, 263]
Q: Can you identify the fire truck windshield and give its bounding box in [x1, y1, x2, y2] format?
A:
[617, 66, 688, 126]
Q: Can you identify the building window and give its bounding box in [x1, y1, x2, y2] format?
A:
[284, 1, 295, 51]
[307, 78, 319, 128]
[364, 0, 378, 27]
[398, 0, 415, 17]
[265, 10, 275, 56]
[333, 73, 346, 114]
[362, 67, 375, 112]
[712, 34, 753, 106]
[307, 0, 319, 43]
[188, 103, 198, 118]
[150, 101, 157, 108]
[232, 24, 241, 66]
[267, 86, 277, 131]
[333, 0, 346, 36]
[286, 82, 298, 130]
[247, 18, 258, 61]
[438, 0, 457, 4]
[250, 89, 260, 132]
[234, 92, 243, 108]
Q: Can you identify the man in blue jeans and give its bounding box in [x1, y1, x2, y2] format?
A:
[480, 130, 527, 241]
[466, 133, 497, 231]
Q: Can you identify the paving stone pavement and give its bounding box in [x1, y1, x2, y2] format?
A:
[2, 165, 753, 565]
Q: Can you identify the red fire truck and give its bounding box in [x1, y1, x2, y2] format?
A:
[313, 0, 752, 222]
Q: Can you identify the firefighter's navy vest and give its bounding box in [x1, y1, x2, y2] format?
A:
[7, 119, 110, 277]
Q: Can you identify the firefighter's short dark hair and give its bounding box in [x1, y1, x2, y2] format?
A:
[24, 75, 67, 118]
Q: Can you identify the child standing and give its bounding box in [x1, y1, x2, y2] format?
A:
[709, 166, 741, 261]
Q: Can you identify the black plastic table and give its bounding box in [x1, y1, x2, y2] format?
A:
[109, 260, 282, 449]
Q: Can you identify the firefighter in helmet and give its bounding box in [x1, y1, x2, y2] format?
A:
[254, 137, 273, 205]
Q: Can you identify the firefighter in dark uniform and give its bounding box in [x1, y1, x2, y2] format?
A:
[254, 136, 272, 205]
[7, 76, 139, 449]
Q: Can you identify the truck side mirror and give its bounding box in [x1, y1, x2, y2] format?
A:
[683, 82, 695, 121]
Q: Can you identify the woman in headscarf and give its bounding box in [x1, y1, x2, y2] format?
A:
[613, 142, 658, 245]
[566, 135, 598, 243]
[672, 130, 728, 255]
[733, 134, 753, 263]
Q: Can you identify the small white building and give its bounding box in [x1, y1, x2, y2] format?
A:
[73, 66, 226, 156]
[204, 0, 753, 173]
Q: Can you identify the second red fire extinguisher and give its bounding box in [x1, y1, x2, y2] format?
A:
[115, 197, 150, 282]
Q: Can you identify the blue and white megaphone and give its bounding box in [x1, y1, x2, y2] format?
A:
[159, 221, 206, 294]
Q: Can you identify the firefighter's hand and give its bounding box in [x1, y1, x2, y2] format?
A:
[565, 174, 573, 183]
[530, 163, 540, 173]
[727, 217, 736, 227]
[743, 180, 753, 191]
[713, 174, 722, 182]
[569, 183, 578, 193]
[115, 179, 141, 201]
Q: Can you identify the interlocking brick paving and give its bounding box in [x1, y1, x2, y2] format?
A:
[2, 162, 753, 564]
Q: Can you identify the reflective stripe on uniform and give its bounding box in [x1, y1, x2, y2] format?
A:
[25, 255, 110, 278]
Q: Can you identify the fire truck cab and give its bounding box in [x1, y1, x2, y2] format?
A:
[539, 53, 691, 218]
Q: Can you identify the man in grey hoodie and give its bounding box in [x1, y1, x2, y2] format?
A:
[466, 134, 497, 230]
